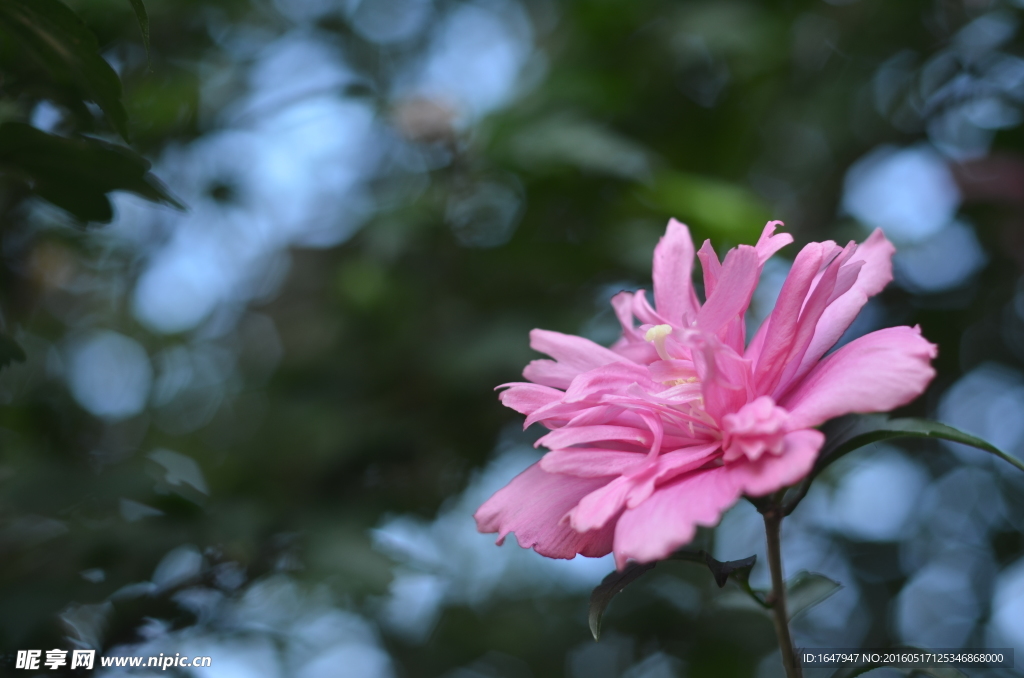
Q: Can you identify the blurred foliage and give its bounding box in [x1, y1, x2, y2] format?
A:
[0, 0, 1023, 677]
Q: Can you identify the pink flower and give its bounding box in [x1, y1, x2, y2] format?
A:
[475, 219, 937, 569]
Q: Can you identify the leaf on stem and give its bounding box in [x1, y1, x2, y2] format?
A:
[588, 561, 656, 640]
[678, 550, 757, 589]
[589, 550, 762, 640]
[785, 571, 841, 620]
[0, 0, 131, 139]
[0, 122, 183, 223]
[784, 415, 1021, 515]
[126, 0, 150, 57]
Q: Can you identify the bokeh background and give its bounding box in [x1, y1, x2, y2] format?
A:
[3, 0, 1024, 676]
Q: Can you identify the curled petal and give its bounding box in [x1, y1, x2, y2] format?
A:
[474, 462, 616, 559]
[784, 325, 938, 429]
[697, 240, 722, 299]
[523, 359, 578, 389]
[791, 229, 896, 382]
[612, 466, 741, 569]
[727, 429, 823, 496]
[653, 219, 700, 325]
[755, 220, 795, 264]
[497, 383, 566, 416]
[530, 329, 631, 372]
[753, 242, 828, 394]
[569, 476, 634, 533]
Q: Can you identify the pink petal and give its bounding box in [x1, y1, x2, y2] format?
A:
[540, 448, 648, 477]
[791, 229, 896, 382]
[726, 429, 823, 496]
[611, 338, 662, 364]
[536, 424, 694, 452]
[523, 359, 578, 389]
[497, 383, 566, 416]
[631, 289, 668, 326]
[569, 476, 634, 532]
[783, 325, 938, 429]
[625, 442, 724, 508]
[653, 219, 701, 325]
[536, 424, 652, 450]
[754, 220, 794, 264]
[697, 240, 722, 299]
[530, 329, 632, 372]
[752, 242, 828, 395]
[612, 466, 741, 568]
[611, 292, 645, 342]
[475, 462, 616, 559]
[564, 362, 655, 403]
[648, 359, 698, 384]
[768, 242, 859, 398]
[695, 245, 760, 335]
[689, 335, 753, 424]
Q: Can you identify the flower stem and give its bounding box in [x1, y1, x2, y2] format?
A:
[763, 508, 802, 678]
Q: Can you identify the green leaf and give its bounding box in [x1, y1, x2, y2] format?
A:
[0, 0, 130, 139]
[671, 550, 757, 589]
[785, 571, 841, 619]
[126, 0, 150, 57]
[589, 550, 763, 639]
[640, 170, 771, 243]
[0, 122, 183, 223]
[588, 561, 656, 640]
[0, 334, 27, 370]
[784, 415, 1020, 515]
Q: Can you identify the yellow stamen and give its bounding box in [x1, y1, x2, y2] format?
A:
[644, 324, 674, 361]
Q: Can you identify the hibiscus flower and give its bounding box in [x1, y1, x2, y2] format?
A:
[475, 219, 937, 569]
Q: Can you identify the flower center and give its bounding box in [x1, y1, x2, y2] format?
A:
[720, 396, 790, 462]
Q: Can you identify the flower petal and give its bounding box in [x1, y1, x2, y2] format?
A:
[792, 229, 896, 382]
[697, 240, 722, 299]
[564, 362, 656, 403]
[653, 219, 701, 325]
[726, 429, 823, 496]
[536, 424, 696, 452]
[752, 242, 829, 394]
[783, 325, 938, 429]
[612, 466, 741, 568]
[569, 476, 634, 532]
[754, 220, 794, 264]
[531, 329, 632, 371]
[497, 383, 566, 416]
[540, 448, 647, 477]
[523, 359, 578, 389]
[474, 462, 616, 559]
[695, 245, 760, 335]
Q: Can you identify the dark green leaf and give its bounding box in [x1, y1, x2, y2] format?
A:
[785, 415, 1020, 515]
[588, 561, 656, 640]
[786, 571, 841, 619]
[0, 122, 184, 223]
[126, 0, 150, 56]
[589, 549, 765, 639]
[0, 0, 130, 139]
[672, 550, 756, 588]
[0, 334, 27, 370]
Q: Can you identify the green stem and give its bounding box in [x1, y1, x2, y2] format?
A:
[763, 508, 802, 678]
